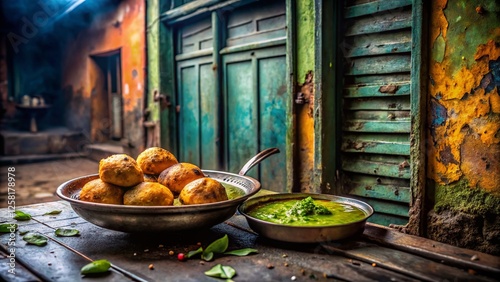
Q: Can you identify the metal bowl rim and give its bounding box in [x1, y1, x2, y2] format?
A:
[56, 171, 261, 213]
[238, 192, 374, 229]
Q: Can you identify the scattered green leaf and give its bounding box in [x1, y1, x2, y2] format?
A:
[23, 233, 48, 246]
[44, 210, 62, 216]
[14, 210, 31, 221]
[19, 230, 29, 235]
[0, 223, 17, 233]
[204, 264, 236, 279]
[202, 234, 229, 261]
[224, 248, 258, 256]
[55, 228, 80, 237]
[187, 247, 203, 258]
[81, 259, 111, 275]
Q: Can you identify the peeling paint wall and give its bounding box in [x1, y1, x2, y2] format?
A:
[427, 0, 500, 254]
[62, 0, 146, 156]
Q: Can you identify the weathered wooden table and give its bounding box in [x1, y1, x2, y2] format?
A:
[1, 200, 499, 282]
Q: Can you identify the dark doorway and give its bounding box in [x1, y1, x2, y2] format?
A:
[91, 51, 123, 141]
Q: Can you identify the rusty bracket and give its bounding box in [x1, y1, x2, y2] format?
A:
[153, 90, 172, 110]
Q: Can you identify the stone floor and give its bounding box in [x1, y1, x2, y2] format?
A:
[0, 157, 99, 208]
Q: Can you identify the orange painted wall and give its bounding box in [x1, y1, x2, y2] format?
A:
[62, 0, 146, 156]
[427, 0, 500, 194]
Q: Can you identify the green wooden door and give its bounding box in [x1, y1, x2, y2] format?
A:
[176, 17, 219, 169]
[174, 0, 287, 191]
[339, 0, 415, 226]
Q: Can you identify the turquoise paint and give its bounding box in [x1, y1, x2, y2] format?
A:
[179, 64, 200, 164]
[259, 55, 287, 192]
[225, 59, 258, 177]
[199, 62, 219, 170]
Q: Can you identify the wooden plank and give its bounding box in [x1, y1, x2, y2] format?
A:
[349, 195, 410, 217]
[344, 30, 412, 58]
[162, 0, 221, 20]
[345, 54, 412, 75]
[343, 120, 411, 133]
[178, 64, 201, 164]
[225, 59, 258, 175]
[285, 0, 295, 193]
[341, 156, 411, 179]
[344, 83, 410, 98]
[368, 212, 409, 226]
[258, 55, 287, 192]
[220, 37, 285, 55]
[199, 62, 219, 169]
[348, 75, 411, 87]
[341, 135, 410, 155]
[227, 29, 286, 47]
[363, 223, 500, 276]
[345, 7, 412, 36]
[175, 48, 213, 61]
[345, 0, 412, 18]
[344, 96, 411, 110]
[321, 241, 497, 282]
[344, 180, 411, 203]
[344, 110, 410, 120]
[0, 245, 43, 282]
[406, 0, 428, 236]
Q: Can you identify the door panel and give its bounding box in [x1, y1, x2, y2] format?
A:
[258, 56, 287, 191]
[223, 46, 286, 190]
[178, 64, 200, 163]
[176, 55, 218, 167]
[226, 60, 258, 176]
[199, 63, 219, 169]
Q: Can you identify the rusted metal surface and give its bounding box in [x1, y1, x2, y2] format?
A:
[1, 201, 498, 281]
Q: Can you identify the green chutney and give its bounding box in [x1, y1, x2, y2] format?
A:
[248, 196, 367, 226]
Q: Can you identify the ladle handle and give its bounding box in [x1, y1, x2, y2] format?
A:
[238, 148, 280, 176]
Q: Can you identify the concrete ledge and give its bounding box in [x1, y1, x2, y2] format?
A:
[1, 127, 88, 156]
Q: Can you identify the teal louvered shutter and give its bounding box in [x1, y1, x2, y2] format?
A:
[340, 0, 415, 226]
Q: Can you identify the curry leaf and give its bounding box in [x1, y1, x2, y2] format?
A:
[204, 264, 236, 279]
[19, 230, 29, 235]
[201, 234, 229, 261]
[55, 228, 80, 237]
[23, 233, 48, 246]
[81, 259, 111, 275]
[187, 247, 203, 258]
[201, 251, 214, 261]
[44, 210, 62, 216]
[0, 223, 17, 233]
[14, 210, 31, 221]
[224, 248, 258, 256]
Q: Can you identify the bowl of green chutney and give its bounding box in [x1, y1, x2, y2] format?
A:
[238, 193, 374, 243]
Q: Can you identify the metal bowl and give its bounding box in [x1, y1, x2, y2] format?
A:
[56, 170, 261, 233]
[238, 193, 374, 243]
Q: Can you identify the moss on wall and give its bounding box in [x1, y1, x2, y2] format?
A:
[434, 180, 500, 215]
[427, 0, 500, 255]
